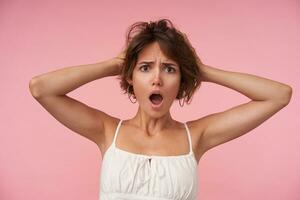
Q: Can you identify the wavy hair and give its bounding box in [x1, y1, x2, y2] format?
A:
[117, 18, 202, 104]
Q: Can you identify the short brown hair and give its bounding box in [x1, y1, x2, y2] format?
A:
[117, 18, 202, 104]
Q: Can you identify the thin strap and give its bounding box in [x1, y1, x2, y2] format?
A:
[184, 122, 193, 154]
[112, 119, 123, 146]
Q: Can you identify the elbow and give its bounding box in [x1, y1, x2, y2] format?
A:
[276, 85, 293, 106]
[29, 77, 43, 98]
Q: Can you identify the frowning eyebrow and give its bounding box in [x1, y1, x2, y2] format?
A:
[138, 61, 178, 67]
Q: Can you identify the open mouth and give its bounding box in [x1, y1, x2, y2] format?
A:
[149, 93, 163, 105]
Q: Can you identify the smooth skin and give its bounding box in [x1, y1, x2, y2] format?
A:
[29, 41, 292, 164]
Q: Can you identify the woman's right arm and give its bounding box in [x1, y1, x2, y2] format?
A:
[29, 57, 123, 149]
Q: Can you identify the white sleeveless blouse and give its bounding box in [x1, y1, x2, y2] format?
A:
[99, 119, 199, 200]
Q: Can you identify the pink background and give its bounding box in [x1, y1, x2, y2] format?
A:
[1, 0, 299, 199]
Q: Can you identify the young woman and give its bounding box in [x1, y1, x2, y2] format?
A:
[29, 19, 292, 200]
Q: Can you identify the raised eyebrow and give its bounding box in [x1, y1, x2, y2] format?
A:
[138, 61, 178, 67]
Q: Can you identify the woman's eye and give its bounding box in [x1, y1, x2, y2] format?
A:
[139, 65, 149, 71]
[165, 66, 176, 73]
[139, 65, 175, 73]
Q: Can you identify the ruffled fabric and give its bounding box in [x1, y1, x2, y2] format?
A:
[99, 120, 199, 200]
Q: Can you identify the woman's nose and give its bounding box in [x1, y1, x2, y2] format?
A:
[152, 68, 163, 86]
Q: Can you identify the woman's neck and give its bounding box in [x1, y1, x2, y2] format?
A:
[129, 107, 176, 136]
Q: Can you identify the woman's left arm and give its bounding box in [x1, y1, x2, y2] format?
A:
[195, 63, 293, 152]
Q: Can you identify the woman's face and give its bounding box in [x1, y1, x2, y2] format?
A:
[128, 41, 181, 117]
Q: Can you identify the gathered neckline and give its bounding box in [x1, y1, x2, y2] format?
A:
[114, 144, 194, 159]
[102, 144, 198, 166]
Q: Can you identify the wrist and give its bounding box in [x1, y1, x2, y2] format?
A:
[110, 57, 123, 75]
[199, 64, 211, 82]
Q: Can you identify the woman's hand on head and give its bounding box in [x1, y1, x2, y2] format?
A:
[182, 33, 206, 80]
[113, 48, 126, 75]
[116, 48, 126, 60]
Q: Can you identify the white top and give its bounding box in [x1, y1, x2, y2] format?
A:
[99, 119, 199, 200]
